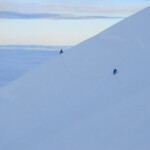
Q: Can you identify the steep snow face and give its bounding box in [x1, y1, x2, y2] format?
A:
[0, 7, 150, 150]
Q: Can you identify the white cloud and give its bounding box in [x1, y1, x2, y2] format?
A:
[0, 2, 148, 16]
[0, 11, 124, 19]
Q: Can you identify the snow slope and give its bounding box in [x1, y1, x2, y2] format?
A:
[0, 6, 150, 150]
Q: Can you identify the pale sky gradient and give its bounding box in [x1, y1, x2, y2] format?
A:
[0, 0, 149, 46]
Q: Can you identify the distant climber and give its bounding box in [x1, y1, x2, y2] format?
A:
[113, 69, 117, 75]
[59, 49, 63, 54]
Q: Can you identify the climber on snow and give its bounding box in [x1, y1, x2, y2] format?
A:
[59, 49, 63, 54]
[113, 68, 117, 75]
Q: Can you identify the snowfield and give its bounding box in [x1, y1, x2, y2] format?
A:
[0, 6, 150, 150]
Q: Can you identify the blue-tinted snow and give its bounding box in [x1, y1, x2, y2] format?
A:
[0, 7, 150, 150]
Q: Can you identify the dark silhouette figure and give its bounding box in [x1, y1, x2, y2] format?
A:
[59, 49, 63, 54]
[113, 69, 117, 75]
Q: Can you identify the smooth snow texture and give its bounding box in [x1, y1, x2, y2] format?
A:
[0, 6, 150, 150]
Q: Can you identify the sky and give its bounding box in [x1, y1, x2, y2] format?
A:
[0, 0, 149, 46]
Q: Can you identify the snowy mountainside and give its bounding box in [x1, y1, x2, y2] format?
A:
[0, 6, 150, 150]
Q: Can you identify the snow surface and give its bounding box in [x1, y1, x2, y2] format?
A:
[0, 6, 150, 150]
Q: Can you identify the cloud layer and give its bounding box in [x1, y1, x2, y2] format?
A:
[0, 2, 147, 15]
[0, 11, 124, 19]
